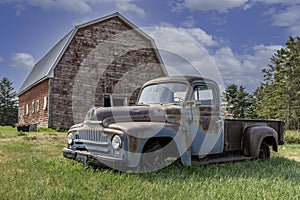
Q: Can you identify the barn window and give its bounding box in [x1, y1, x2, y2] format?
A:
[32, 101, 35, 113]
[26, 104, 29, 115]
[36, 100, 40, 112]
[112, 96, 127, 107]
[104, 95, 111, 107]
[104, 95, 127, 107]
[43, 96, 47, 110]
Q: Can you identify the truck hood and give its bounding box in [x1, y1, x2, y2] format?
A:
[107, 121, 179, 139]
[91, 105, 181, 127]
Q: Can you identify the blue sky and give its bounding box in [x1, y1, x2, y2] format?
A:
[0, 0, 299, 93]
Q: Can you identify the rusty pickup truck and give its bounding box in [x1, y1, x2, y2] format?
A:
[63, 76, 284, 172]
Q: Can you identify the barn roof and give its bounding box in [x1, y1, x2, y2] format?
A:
[18, 31, 74, 96]
[18, 12, 165, 96]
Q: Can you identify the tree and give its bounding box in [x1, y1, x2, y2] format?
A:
[224, 84, 251, 118]
[0, 77, 18, 126]
[256, 37, 300, 130]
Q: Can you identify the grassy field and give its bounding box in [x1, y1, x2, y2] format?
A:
[0, 126, 299, 200]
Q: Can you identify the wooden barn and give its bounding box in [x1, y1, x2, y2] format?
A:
[18, 12, 167, 129]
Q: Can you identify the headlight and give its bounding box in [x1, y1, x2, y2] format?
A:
[67, 132, 74, 145]
[112, 135, 122, 150]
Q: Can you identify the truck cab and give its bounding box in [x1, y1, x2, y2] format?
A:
[63, 76, 284, 172]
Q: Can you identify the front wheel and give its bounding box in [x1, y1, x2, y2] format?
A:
[259, 141, 270, 160]
[140, 141, 180, 172]
[139, 142, 165, 172]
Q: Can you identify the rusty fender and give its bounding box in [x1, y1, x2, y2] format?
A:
[243, 126, 278, 158]
[108, 122, 177, 167]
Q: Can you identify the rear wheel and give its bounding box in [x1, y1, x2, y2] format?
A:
[259, 141, 270, 160]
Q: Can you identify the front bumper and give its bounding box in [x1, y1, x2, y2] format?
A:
[63, 148, 127, 169]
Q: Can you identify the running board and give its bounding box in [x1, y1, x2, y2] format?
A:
[192, 156, 254, 165]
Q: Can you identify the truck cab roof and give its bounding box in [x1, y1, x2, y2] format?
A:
[143, 76, 218, 88]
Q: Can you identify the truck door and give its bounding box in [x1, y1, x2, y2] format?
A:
[190, 82, 224, 156]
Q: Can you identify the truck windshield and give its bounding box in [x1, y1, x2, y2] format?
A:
[137, 82, 188, 105]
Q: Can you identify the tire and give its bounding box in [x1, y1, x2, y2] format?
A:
[259, 141, 270, 160]
[138, 140, 180, 173]
[139, 142, 163, 172]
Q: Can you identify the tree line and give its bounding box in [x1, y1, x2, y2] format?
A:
[225, 36, 300, 130]
[0, 77, 18, 126]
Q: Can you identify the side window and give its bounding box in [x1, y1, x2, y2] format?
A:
[43, 96, 47, 110]
[36, 100, 40, 112]
[22, 106, 25, 116]
[192, 85, 215, 106]
[26, 104, 29, 115]
[32, 101, 35, 113]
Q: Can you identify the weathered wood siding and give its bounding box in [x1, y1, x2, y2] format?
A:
[50, 16, 166, 129]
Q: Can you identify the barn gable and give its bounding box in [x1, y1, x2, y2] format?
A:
[18, 31, 73, 96]
[18, 12, 167, 129]
[18, 12, 165, 95]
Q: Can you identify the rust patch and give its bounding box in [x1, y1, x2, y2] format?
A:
[128, 136, 139, 152]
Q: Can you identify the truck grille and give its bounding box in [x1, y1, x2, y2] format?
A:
[77, 129, 108, 142]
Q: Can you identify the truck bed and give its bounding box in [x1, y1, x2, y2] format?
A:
[224, 118, 285, 152]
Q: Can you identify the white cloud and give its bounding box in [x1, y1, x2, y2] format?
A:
[181, 16, 196, 28]
[270, 5, 300, 35]
[149, 25, 219, 48]
[171, 0, 300, 46]
[144, 26, 224, 88]
[213, 47, 243, 78]
[36, 0, 91, 13]
[144, 25, 283, 91]
[242, 45, 282, 70]
[172, 0, 300, 35]
[185, 28, 219, 47]
[241, 45, 283, 89]
[116, 1, 146, 17]
[181, 0, 248, 13]
[54, 0, 92, 13]
[0, 56, 4, 63]
[1, 0, 92, 14]
[145, 26, 221, 83]
[212, 44, 283, 90]
[11, 52, 35, 70]
[244, 1, 300, 35]
[176, 0, 300, 13]
[212, 47, 247, 90]
[1, 0, 146, 16]
[251, 0, 300, 4]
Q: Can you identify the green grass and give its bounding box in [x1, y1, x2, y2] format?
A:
[279, 144, 300, 162]
[1, 156, 299, 200]
[0, 126, 19, 138]
[37, 127, 58, 132]
[285, 130, 300, 144]
[0, 126, 300, 200]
